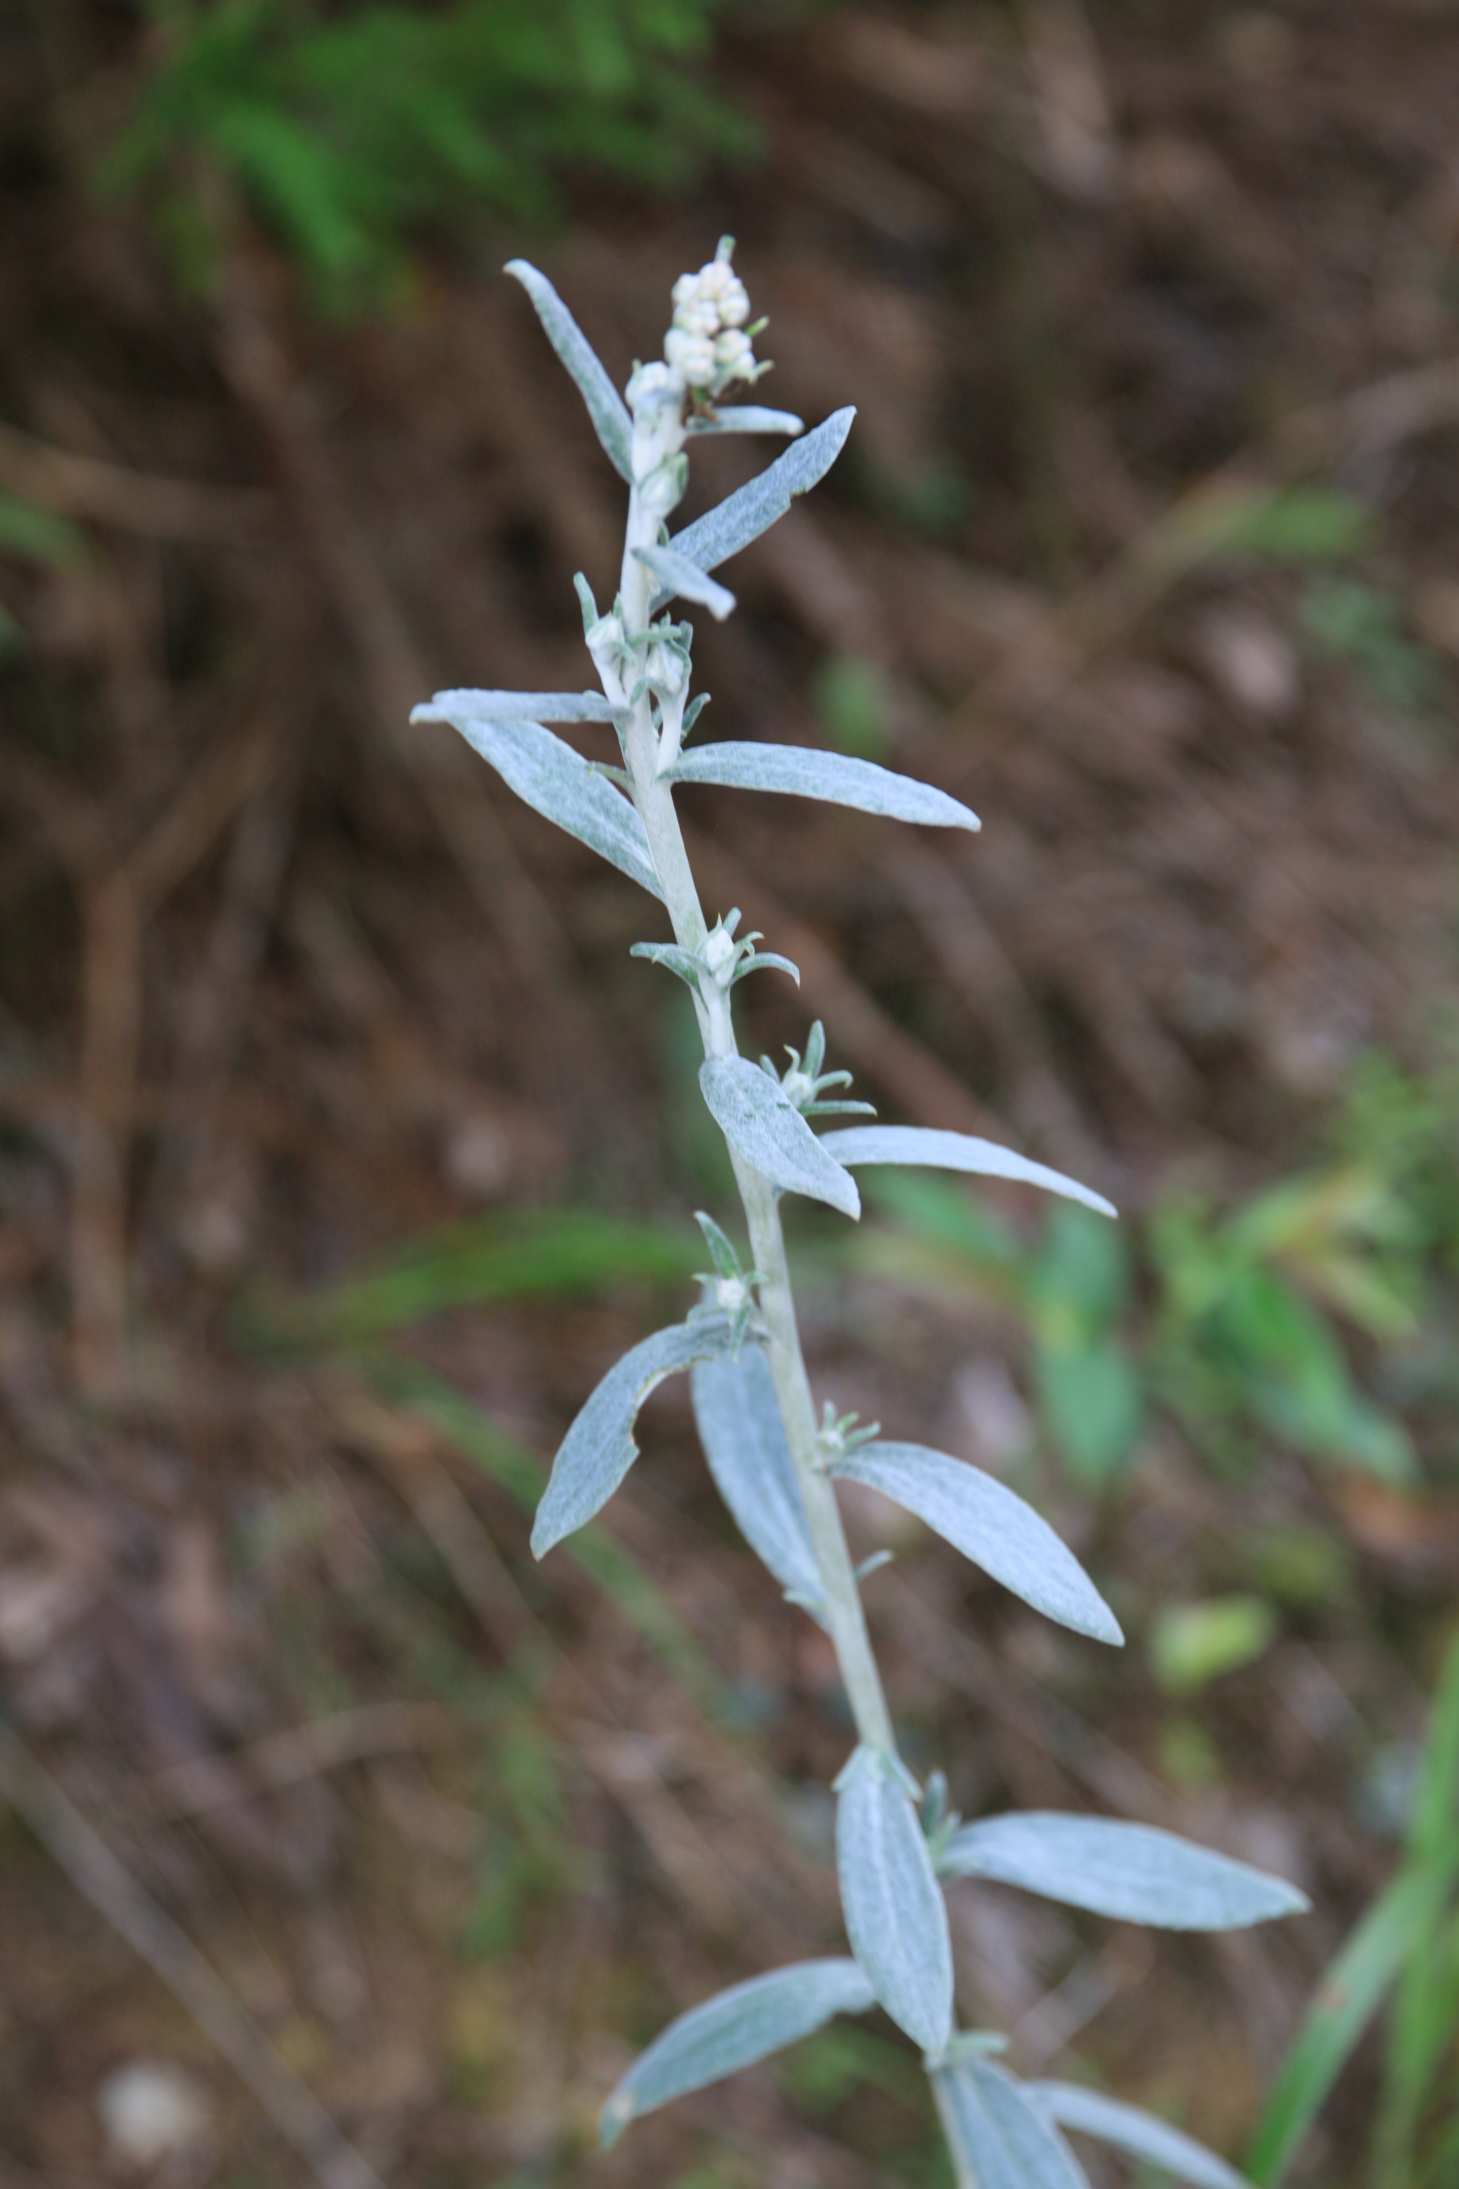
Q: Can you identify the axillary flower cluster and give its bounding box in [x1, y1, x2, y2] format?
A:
[410, 245, 1309, 2184]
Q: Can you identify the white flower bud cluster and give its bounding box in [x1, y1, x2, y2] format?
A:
[662, 252, 760, 395]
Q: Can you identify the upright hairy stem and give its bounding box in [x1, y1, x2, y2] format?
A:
[615, 485, 896, 1757]
[422, 246, 1308, 2179]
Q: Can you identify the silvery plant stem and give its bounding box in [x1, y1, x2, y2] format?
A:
[615, 484, 897, 1759]
[932, 2071, 982, 2189]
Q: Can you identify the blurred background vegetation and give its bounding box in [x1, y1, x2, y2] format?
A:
[2, 2, 1458, 2184]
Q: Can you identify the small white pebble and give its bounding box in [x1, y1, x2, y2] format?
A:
[99, 2061, 211, 2168]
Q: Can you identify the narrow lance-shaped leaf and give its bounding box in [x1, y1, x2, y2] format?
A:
[836, 1745, 953, 2057]
[936, 1813, 1310, 1930]
[691, 1346, 824, 1621]
[829, 1443, 1123, 1646]
[1027, 2083, 1252, 2189]
[821, 1124, 1116, 1219]
[415, 707, 663, 902]
[686, 406, 805, 437]
[600, 1958, 874, 2147]
[632, 545, 736, 622]
[667, 744, 980, 833]
[653, 407, 856, 604]
[416, 688, 620, 726]
[700, 1057, 860, 1219]
[504, 259, 633, 483]
[933, 2058, 1093, 2189]
[532, 1317, 732, 1558]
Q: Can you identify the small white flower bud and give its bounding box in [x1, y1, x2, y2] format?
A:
[702, 923, 739, 981]
[664, 328, 716, 388]
[697, 259, 733, 300]
[717, 279, 751, 328]
[673, 298, 720, 339]
[671, 271, 700, 308]
[713, 328, 753, 374]
[714, 1274, 749, 1318]
[644, 638, 687, 695]
[782, 1068, 815, 1110]
[626, 359, 682, 415]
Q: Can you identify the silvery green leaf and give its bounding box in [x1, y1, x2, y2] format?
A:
[830, 1443, 1122, 1646]
[417, 688, 619, 726]
[836, 1745, 954, 2057]
[573, 572, 599, 633]
[420, 708, 663, 902]
[735, 951, 800, 987]
[933, 2059, 1092, 2189]
[666, 744, 980, 833]
[693, 1211, 743, 1282]
[936, 1813, 1309, 1929]
[686, 406, 805, 438]
[820, 1125, 1116, 1219]
[600, 1958, 875, 2147]
[629, 940, 702, 988]
[1027, 2084, 1251, 2189]
[504, 259, 633, 482]
[532, 1318, 732, 1558]
[681, 693, 712, 741]
[655, 408, 856, 600]
[632, 546, 736, 622]
[700, 1057, 861, 1219]
[691, 1346, 824, 1619]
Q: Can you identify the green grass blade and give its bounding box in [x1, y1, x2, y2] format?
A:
[241, 1208, 698, 1349]
[1373, 1636, 1459, 2182]
[1246, 1866, 1448, 2186]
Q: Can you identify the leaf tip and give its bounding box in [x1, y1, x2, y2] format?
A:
[1092, 1599, 1125, 1647]
[598, 2094, 632, 2149]
[833, 1172, 862, 1221]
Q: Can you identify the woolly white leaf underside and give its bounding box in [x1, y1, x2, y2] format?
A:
[836, 1746, 954, 2057]
[666, 743, 980, 833]
[937, 1813, 1310, 1929]
[504, 259, 633, 483]
[419, 709, 663, 902]
[600, 1958, 875, 2145]
[933, 2059, 1093, 2189]
[691, 1346, 825, 1620]
[1027, 2082, 1253, 2189]
[532, 1317, 732, 1557]
[633, 545, 736, 621]
[652, 407, 857, 606]
[419, 688, 619, 725]
[831, 1442, 1123, 1646]
[820, 1124, 1115, 1219]
[699, 1056, 860, 1218]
